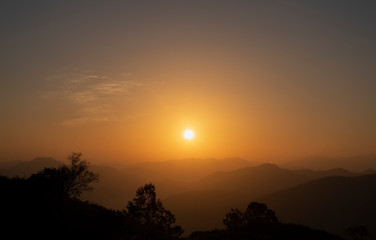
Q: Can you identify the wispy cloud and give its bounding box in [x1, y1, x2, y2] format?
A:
[42, 72, 148, 126]
[61, 116, 110, 127]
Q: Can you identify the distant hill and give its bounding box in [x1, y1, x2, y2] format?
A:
[283, 154, 376, 171]
[258, 174, 376, 237]
[190, 163, 369, 195]
[84, 158, 258, 209]
[163, 164, 375, 234]
[0, 157, 64, 178]
[85, 162, 374, 211]
[1, 157, 257, 209]
[131, 157, 259, 181]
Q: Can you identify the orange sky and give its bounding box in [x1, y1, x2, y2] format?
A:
[1, 1, 375, 165]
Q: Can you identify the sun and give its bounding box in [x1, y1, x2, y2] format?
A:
[183, 129, 195, 140]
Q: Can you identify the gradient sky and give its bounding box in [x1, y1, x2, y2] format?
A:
[1, 0, 375, 165]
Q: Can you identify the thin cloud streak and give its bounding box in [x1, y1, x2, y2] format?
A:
[42, 72, 148, 126]
[61, 116, 110, 127]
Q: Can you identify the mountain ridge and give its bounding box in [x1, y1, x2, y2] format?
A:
[258, 174, 376, 236]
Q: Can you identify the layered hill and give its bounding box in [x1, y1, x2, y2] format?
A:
[1, 156, 375, 237]
[258, 174, 376, 236]
[283, 153, 376, 171]
[163, 164, 374, 234]
[0, 157, 64, 178]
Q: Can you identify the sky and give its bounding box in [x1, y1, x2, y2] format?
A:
[1, 0, 375, 165]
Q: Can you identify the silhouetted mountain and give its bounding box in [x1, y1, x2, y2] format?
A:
[84, 162, 373, 211]
[131, 157, 258, 181]
[283, 153, 376, 171]
[83, 158, 257, 209]
[0, 157, 64, 177]
[294, 167, 374, 178]
[191, 164, 373, 194]
[194, 164, 311, 195]
[258, 174, 376, 237]
[163, 164, 374, 234]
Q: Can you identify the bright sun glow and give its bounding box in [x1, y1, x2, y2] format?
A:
[183, 129, 195, 140]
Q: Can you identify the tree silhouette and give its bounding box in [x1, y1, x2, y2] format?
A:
[125, 183, 183, 240]
[223, 208, 246, 230]
[223, 202, 278, 231]
[30, 152, 99, 199]
[244, 202, 278, 224]
[63, 152, 99, 198]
